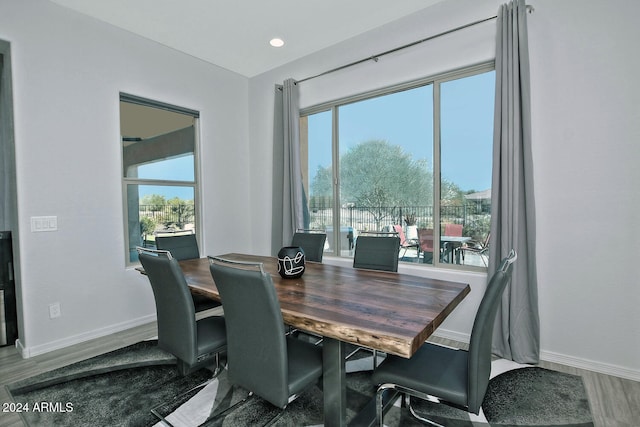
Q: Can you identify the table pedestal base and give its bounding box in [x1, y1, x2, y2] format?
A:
[323, 338, 346, 426]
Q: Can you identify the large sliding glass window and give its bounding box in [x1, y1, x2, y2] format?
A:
[300, 64, 494, 270]
[120, 94, 200, 264]
[438, 71, 495, 267]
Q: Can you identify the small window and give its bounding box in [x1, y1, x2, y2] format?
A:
[120, 94, 200, 264]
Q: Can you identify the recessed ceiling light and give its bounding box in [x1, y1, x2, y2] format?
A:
[270, 38, 285, 48]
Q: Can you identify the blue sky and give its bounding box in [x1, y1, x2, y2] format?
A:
[135, 70, 494, 202]
[307, 70, 495, 193]
[137, 156, 195, 200]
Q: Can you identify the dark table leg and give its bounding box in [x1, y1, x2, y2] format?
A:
[453, 242, 461, 264]
[321, 338, 398, 427]
[323, 337, 347, 427]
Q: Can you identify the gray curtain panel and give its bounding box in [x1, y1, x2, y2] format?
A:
[1, 45, 18, 232]
[272, 79, 304, 253]
[271, 85, 285, 255]
[0, 53, 6, 229]
[489, 0, 540, 364]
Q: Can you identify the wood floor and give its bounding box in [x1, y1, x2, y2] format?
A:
[1, 324, 638, 427]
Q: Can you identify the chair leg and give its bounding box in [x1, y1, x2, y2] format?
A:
[376, 388, 386, 427]
[406, 395, 444, 427]
[211, 352, 224, 377]
[376, 385, 405, 427]
[480, 253, 488, 266]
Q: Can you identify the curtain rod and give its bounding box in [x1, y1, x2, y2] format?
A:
[296, 5, 533, 84]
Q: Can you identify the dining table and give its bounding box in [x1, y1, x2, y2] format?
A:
[179, 253, 470, 426]
[440, 235, 472, 264]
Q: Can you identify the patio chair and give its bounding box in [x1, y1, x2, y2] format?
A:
[417, 228, 436, 264]
[460, 232, 490, 267]
[443, 223, 464, 262]
[444, 223, 463, 237]
[392, 225, 419, 261]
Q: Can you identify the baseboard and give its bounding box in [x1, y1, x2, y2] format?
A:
[16, 314, 156, 359]
[540, 350, 640, 382]
[432, 329, 640, 382]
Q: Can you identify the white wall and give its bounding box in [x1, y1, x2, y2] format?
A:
[248, 0, 640, 380]
[527, 0, 640, 379]
[0, 0, 251, 356]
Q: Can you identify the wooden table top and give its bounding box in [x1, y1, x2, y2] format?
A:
[180, 253, 470, 359]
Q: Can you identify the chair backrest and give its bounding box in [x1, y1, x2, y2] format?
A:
[466, 249, 517, 413]
[417, 228, 435, 252]
[291, 231, 327, 262]
[155, 233, 200, 260]
[209, 257, 290, 408]
[444, 223, 463, 237]
[137, 248, 197, 363]
[353, 235, 400, 272]
[392, 225, 409, 246]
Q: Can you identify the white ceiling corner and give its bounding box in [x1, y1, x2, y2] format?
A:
[48, 0, 445, 77]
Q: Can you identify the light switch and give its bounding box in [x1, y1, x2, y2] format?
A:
[31, 216, 58, 232]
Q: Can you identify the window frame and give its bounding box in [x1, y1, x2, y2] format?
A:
[299, 62, 494, 271]
[120, 93, 202, 266]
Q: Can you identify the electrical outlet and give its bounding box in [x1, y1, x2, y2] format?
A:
[49, 302, 61, 319]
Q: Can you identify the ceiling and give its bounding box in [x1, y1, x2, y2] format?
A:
[49, 0, 445, 77]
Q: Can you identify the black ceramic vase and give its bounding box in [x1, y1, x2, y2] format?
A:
[277, 246, 306, 279]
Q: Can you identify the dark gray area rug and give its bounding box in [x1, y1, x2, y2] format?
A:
[6, 341, 212, 427]
[482, 367, 594, 426]
[6, 340, 593, 427]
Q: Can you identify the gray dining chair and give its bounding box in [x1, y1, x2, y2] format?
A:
[352, 234, 401, 272]
[137, 247, 227, 376]
[155, 233, 222, 314]
[350, 233, 401, 368]
[287, 230, 327, 342]
[291, 229, 327, 262]
[371, 250, 517, 426]
[155, 232, 200, 260]
[209, 256, 323, 426]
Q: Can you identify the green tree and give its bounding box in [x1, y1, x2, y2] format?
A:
[141, 194, 166, 211]
[166, 197, 194, 229]
[310, 165, 333, 199]
[139, 216, 157, 246]
[441, 180, 465, 205]
[311, 140, 434, 228]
